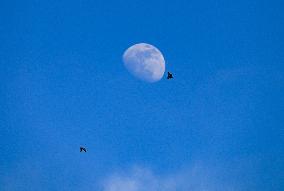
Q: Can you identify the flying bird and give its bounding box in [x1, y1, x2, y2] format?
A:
[80, 147, 87, 152]
[167, 72, 173, 79]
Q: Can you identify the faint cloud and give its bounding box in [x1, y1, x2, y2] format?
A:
[101, 164, 238, 191]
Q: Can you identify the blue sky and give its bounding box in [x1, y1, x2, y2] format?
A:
[0, 0, 283, 190]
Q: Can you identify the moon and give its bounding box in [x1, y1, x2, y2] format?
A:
[123, 43, 165, 83]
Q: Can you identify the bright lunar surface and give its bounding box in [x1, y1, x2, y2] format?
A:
[123, 43, 166, 83]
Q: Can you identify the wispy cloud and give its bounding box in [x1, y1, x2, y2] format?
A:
[101, 164, 238, 191]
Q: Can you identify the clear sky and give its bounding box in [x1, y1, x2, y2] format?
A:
[1, 0, 283, 190]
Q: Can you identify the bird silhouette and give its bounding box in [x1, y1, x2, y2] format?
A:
[167, 72, 173, 79]
[80, 147, 87, 152]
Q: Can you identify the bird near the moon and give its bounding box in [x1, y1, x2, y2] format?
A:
[123, 43, 166, 83]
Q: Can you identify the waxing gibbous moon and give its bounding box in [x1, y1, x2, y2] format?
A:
[123, 43, 166, 83]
